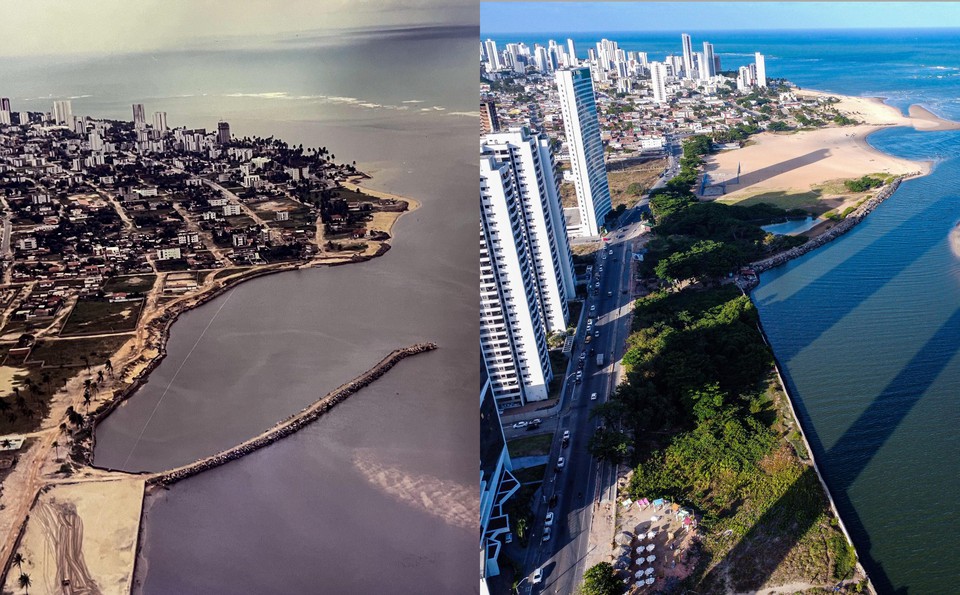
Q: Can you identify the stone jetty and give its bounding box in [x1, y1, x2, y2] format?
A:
[148, 342, 438, 486]
[747, 176, 908, 280]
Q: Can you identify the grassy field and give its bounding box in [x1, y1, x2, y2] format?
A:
[60, 300, 143, 336]
[559, 182, 577, 208]
[606, 158, 668, 210]
[29, 335, 131, 368]
[102, 274, 157, 294]
[719, 189, 825, 212]
[512, 464, 548, 484]
[507, 434, 553, 458]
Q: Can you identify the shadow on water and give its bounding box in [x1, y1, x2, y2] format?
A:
[704, 306, 960, 594]
[754, 173, 955, 363]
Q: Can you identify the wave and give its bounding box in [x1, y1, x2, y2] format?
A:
[447, 111, 480, 118]
[218, 92, 417, 112]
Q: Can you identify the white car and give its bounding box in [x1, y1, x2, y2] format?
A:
[556, 457, 565, 470]
[512, 421, 528, 429]
[591, 392, 598, 401]
[532, 567, 544, 584]
[544, 511, 554, 527]
[542, 527, 552, 542]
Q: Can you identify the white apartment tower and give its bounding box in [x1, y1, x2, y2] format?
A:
[567, 38, 578, 66]
[153, 111, 168, 132]
[701, 42, 716, 80]
[650, 61, 668, 104]
[482, 127, 576, 334]
[681, 33, 695, 79]
[555, 67, 612, 237]
[480, 157, 554, 407]
[755, 52, 768, 88]
[484, 39, 501, 71]
[132, 103, 146, 129]
[52, 100, 72, 125]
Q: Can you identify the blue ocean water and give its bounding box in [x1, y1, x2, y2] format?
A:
[486, 28, 960, 593]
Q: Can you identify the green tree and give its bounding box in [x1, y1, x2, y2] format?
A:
[580, 562, 624, 595]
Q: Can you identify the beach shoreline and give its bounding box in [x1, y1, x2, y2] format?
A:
[0, 177, 423, 592]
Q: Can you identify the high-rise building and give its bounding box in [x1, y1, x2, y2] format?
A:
[480, 364, 519, 590]
[701, 42, 716, 80]
[0, 110, 10, 126]
[650, 61, 668, 104]
[0, 98, 10, 112]
[153, 111, 168, 132]
[480, 156, 554, 407]
[737, 65, 755, 92]
[132, 103, 146, 129]
[217, 121, 231, 145]
[567, 38, 577, 66]
[52, 100, 72, 125]
[482, 127, 575, 334]
[681, 33, 694, 79]
[555, 67, 612, 237]
[484, 39, 501, 71]
[89, 130, 104, 151]
[480, 100, 499, 135]
[755, 52, 767, 88]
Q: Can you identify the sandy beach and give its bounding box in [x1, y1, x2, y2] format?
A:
[705, 90, 960, 210]
[3, 479, 144, 594]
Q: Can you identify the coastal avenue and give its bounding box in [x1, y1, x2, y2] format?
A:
[518, 197, 655, 595]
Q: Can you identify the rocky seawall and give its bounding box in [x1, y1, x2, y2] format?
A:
[749, 176, 909, 276]
[147, 342, 437, 486]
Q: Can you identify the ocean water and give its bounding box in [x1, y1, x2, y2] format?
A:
[487, 28, 960, 593]
[2, 25, 480, 593]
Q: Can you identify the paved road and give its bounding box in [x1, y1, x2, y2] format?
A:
[520, 208, 654, 595]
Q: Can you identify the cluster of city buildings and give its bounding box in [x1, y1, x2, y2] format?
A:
[479, 35, 780, 592]
[0, 95, 362, 329]
[482, 34, 766, 100]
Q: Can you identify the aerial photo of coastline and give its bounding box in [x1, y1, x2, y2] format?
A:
[480, 3, 960, 594]
[0, 1, 478, 594]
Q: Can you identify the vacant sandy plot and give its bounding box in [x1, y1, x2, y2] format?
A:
[4, 479, 144, 595]
[0, 366, 23, 394]
[705, 126, 925, 205]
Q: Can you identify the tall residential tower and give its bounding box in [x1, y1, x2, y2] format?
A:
[555, 67, 612, 237]
[681, 33, 694, 79]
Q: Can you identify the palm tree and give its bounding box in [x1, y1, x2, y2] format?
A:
[83, 390, 91, 413]
[52, 440, 59, 460]
[96, 370, 104, 384]
[18, 572, 30, 594]
[105, 359, 113, 377]
[12, 553, 24, 573]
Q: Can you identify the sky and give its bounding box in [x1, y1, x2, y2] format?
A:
[481, 2, 960, 34]
[0, 0, 477, 58]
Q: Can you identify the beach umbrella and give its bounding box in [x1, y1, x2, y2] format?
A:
[636, 547, 645, 554]
[646, 543, 655, 552]
[645, 567, 655, 576]
[635, 570, 644, 578]
[646, 554, 656, 563]
[646, 531, 656, 540]
[646, 577, 656, 585]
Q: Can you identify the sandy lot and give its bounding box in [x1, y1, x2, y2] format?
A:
[0, 366, 23, 394]
[4, 479, 144, 595]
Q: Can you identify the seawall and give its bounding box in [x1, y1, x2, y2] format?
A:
[747, 176, 909, 278]
[146, 342, 437, 486]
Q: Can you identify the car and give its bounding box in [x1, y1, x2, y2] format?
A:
[575, 370, 582, 379]
[504, 532, 513, 544]
[562, 430, 570, 442]
[532, 567, 543, 584]
[589, 304, 596, 313]
[585, 335, 592, 344]
[594, 330, 600, 337]
[590, 392, 597, 401]
[599, 266, 604, 273]
[544, 512, 554, 527]
[595, 282, 601, 289]
[556, 457, 565, 470]
[609, 249, 614, 255]
[607, 291, 613, 297]
[512, 421, 528, 429]
[542, 528, 552, 542]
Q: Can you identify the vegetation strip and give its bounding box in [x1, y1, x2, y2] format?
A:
[147, 342, 437, 485]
